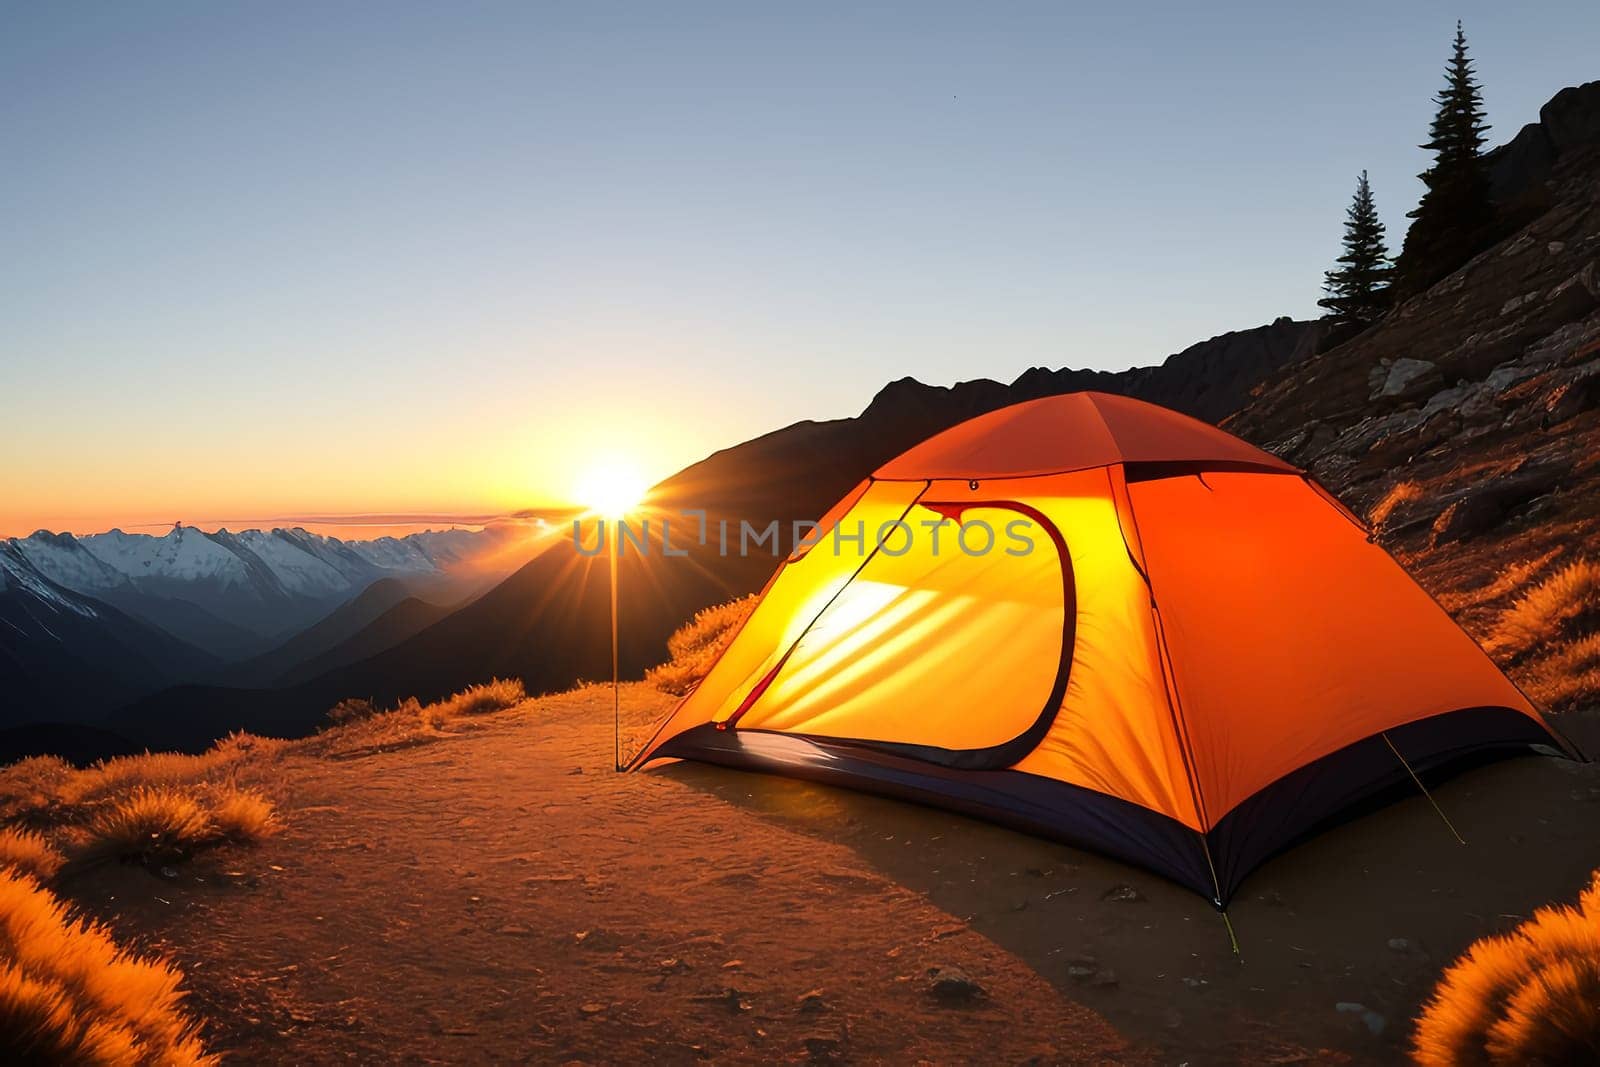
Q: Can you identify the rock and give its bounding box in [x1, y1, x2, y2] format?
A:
[796, 989, 827, 1014]
[1427, 462, 1567, 547]
[1419, 383, 1477, 420]
[1387, 938, 1411, 952]
[1550, 242, 1567, 255]
[1543, 264, 1600, 324]
[1543, 369, 1600, 425]
[1367, 358, 1394, 394]
[1373, 358, 1442, 401]
[926, 965, 986, 1003]
[579, 1002, 605, 1016]
[801, 1034, 842, 1061]
[1485, 361, 1541, 393]
[1101, 884, 1145, 903]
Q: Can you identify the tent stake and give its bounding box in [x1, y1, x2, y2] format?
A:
[1220, 908, 1242, 961]
[1383, 732, 1465, 845]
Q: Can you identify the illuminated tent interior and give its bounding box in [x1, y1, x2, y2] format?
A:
[629, 392, 1574, 904]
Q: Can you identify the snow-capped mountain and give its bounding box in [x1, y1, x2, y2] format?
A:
[0, 543, 216, 730]
[5, 523, 527, 657]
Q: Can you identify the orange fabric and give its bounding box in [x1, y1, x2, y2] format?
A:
[1002, 472, 1201, 829]
[1126, 472, 1539, 825]
[736, 498, 1064, 749]
[636, 478, 926, 751]
[635, 392, 1544, 842]
[874, 392, 1296, 481]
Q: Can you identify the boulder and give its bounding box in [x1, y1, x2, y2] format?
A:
[1373, 358, 1442, 401]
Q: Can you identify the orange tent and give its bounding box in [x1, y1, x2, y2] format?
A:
[629, 393, 1573, 904]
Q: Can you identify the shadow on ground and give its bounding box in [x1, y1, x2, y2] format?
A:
[657, 748, 1600, 1065]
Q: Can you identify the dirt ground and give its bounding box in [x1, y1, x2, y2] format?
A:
[65, 685, 1600, 1065]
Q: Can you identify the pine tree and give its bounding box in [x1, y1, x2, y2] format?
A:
[1394, 21, 1494, 297]
[1318, 170, 1392, 327]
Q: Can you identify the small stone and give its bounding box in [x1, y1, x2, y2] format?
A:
[1387, 938, 1411, 952]
[926, 965, 986, 1003]
[159, 866, 179, 880]
[802, 1035, 841, 1060]
[796, 989, 827, 1014]
[1182, 976, 1208, 989]
[568, 766, 584, 775]
[1101, 884, 1144, 903]
[579, 1002, 605, 1016]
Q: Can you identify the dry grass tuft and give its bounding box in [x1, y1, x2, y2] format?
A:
[1370, 479, 1424, 528]
[648, 595, 759, 696]
[78, 787, 214, 866]
[425, 678, 526, 720]
[1517, 631, 1600, 712]
[0, 829, 65, 883]
[0, 868, 214, 1064]
[1489, 559, 1600, 659]
[205, 786, 278, 844]
[1437, 548, 1564, 614]
[0, 756, 75, 820]
[1413, 871, 1600, 1065]
[326, 698, 380, 726]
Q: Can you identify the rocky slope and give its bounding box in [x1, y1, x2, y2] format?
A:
[1228, 88, 1600, 729]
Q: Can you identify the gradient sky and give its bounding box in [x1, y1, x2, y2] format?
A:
[3, 3, 1597, 537]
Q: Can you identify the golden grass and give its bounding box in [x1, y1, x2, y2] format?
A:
[1370, 479, 1424, 528]
[1437, 548, 1564, 614]
[205, 786, 278, 844]
[77, 788, 214, 866]
[647, 595, 759, 696]
[0, 868, 214, 1064]
[0, 829, 65, 883]
[1413, 871, 1600, 1065]
[423, 678, 525, 722]
[1517, 631, 1600, 712]
[74, 782, 283, 866]
[1488, 559, 1600, 659]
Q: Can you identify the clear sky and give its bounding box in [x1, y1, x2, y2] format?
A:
[3, 2, 1596, 537]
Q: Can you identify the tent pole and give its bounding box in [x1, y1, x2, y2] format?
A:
[611, 521, 621, 774]
[1382, 732, 1465, 845]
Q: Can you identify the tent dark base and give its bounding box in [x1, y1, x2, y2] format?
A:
[650, 707, 1568, 905]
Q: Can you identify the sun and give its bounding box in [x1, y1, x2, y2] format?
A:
[574, 459, 646, 518]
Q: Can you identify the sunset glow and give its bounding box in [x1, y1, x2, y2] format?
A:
[574, 459, 647, 519]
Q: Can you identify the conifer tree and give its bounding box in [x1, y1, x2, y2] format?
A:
[1318, 170, 1392, 327]
[1394, 21, 1494, 297]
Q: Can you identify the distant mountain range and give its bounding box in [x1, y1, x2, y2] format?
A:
[0, 523, 537, 733]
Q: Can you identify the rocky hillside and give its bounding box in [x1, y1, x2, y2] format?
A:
[1229, 81, 1600, 725]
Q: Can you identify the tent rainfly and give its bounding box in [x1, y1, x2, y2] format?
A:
[629, 392, 1576, 905]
